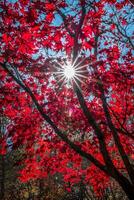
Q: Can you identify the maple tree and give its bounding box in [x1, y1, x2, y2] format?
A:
[0, 0, 134, 199]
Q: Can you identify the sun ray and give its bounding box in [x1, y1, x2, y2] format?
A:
[75, 70, 87, 73]
[54, 73, 64, 78]
[54, 61, 64, 68]
[74, 63, 89, 70]
[59, 78, 68, 88]
[57, 75, 66, 83]
[52, 56, 89, 88]
[53, 71, 65, 75]
[74, 75, 86, 85]
[74, 57, 87, 69]
[52, 66, 60, 70]
[73, 77, 82, 90]
[76, 73, 87, 79]
[72, 52, 81, 67]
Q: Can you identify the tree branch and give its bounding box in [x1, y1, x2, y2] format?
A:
[0, 62, 109, 175]
[98, 81, 134, 185]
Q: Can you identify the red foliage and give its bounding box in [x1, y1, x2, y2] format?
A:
[0, 0, 133, 198]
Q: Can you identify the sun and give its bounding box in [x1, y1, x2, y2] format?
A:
[63, 65, 76, 80]
[52, 54, 89, 87]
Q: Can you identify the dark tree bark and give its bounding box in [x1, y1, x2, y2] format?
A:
[0, 155, 5, 200]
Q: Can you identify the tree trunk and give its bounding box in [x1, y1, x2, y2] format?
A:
[114, 173, 134, 200]
[0, 155, 5, 200]
[120, 182, 134, 200]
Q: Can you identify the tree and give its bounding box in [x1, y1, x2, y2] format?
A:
[0, 0, 133, 199]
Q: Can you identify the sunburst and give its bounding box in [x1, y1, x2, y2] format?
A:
[52, 55, 89, 88]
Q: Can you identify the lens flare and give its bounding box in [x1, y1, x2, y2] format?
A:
[64, 65, 75, 80]
[52, 55, 89, 87]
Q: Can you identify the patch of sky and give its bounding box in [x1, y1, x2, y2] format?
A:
[127, 24, 134, 37]
[52, 13, 63, 27]
[7, 137, 12, 146]
[88, 94, 95, 102]
[101, 2, 134, 59]
[38, 13, 45, 22]
[106, 3, 134, 37]
[52, 0, 80, 27]
[8, 0, 17, 3]
[32, 47, 66, 60]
